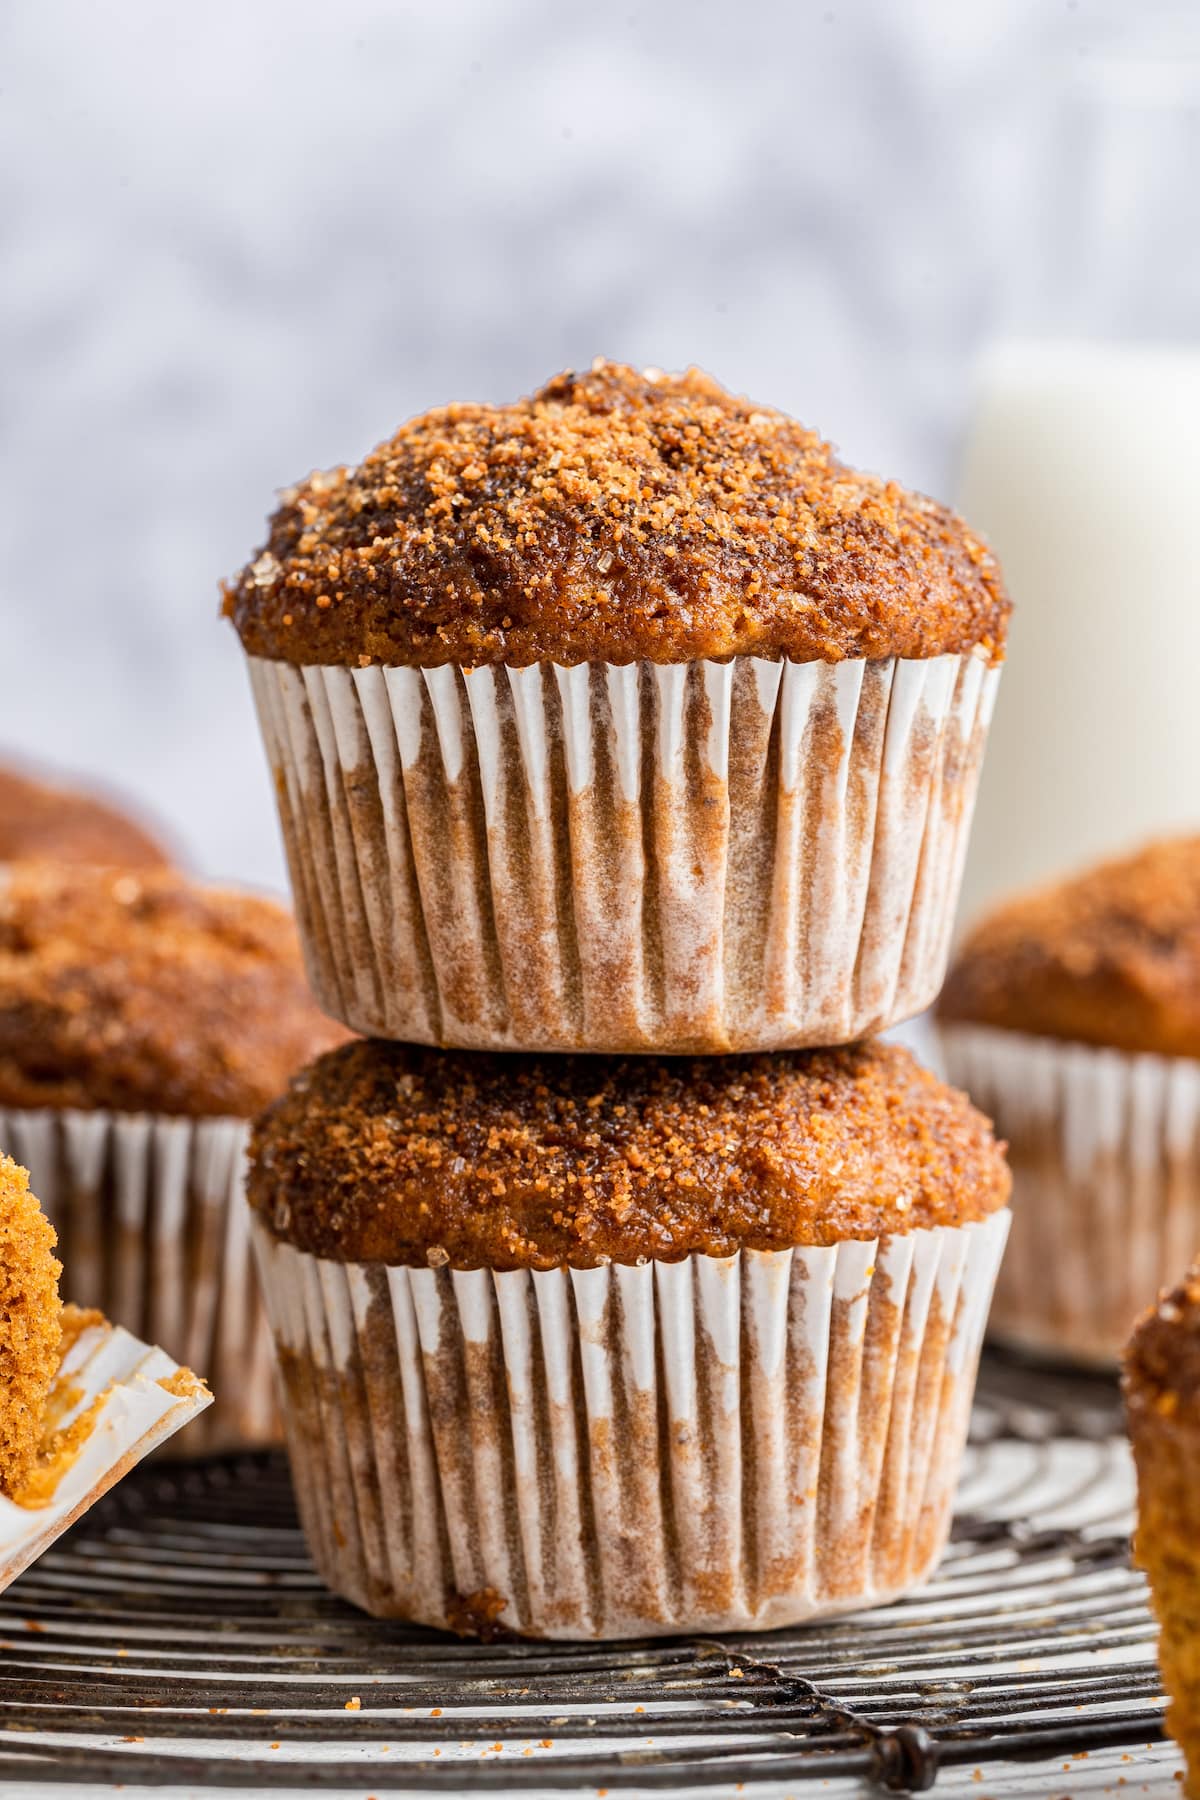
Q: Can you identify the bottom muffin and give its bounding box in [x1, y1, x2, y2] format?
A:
[249, 1041, 1010, 1640]
[1125, 1267, 1200, 1796]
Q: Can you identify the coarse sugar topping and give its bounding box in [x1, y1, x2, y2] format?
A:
[249, 1038, 1011, 1268]
[225, 361, 1010, 670]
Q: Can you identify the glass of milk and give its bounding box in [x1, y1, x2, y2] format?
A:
[956, 339, 1200, 924]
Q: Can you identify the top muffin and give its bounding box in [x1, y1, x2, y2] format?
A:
[224, 361, 1010, 669]
[941, 837, 1200, 1059]
[0, 864, 346, 1116]
[0, 763, 170, 869]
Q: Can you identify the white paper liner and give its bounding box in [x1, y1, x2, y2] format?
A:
[248, 650, 1000, 1051]
[0, 1107, 275, 1453]
[941, 1024, 1200, 1365]
[0, 1315, 211, 1592]
[253, 1210, 1008, 1639]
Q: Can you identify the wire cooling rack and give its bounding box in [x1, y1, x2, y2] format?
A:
[0, 1350, 1181, 1797]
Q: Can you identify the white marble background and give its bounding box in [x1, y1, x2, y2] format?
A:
[2, 0, 1197, 891]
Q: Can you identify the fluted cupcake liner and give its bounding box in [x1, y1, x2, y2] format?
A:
[941, 1024, 1200, 1365]
[252, 1210, 1009, 1639]
[248, 649, 1000, 1052]
[0, 1311, 211, 1591]
[0, 1107, 275, 1453]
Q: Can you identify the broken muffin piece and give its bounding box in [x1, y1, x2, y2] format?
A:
[0, 1154, 61, 1496]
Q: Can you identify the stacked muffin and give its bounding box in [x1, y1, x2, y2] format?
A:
[227, 361, 1013, 1637]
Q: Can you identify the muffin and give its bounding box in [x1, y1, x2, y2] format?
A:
[224, 360, 1010, 1054]
[1125, 1266, 1200, 1795]
[0, 1155, 62, 1495]
[0, 760, 171, 868]
[940, 836, 1200, 1364]
[249, 1037, 1010, 1639]
[0, 863, 345, 1452]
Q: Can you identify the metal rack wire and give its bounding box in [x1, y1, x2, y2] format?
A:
[0, 1350, 1176, 1793]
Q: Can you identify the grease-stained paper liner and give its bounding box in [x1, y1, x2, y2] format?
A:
[0, 1108, 275, 1454]
[253, 1210, 1009, 1639]
[0, 1315, 211, 1592]
[249, 650, 1000, 1051]
[941, 1024, 1200, 1366]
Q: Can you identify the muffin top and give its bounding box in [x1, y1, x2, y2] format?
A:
[1125, 1263, 1200, 1418]
[0, 1155, 62, 1496]
[941, 837, 1200, 1060]
[0, 864, 346, 1117]
[224, 360, 1010, 671]
[0, 763, 171, 870]
[249, 1038, 1010, 1269]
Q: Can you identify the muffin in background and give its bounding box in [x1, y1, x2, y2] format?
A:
[225, 360, 1009, 1055]
[0, 760, 172, 869]
[249, 1036, 1010, 1639]
[1125, 1265, 1200, 1797]
[0, 863, 345, 1453]
[0, 1154, 61, 1496]
[940, 836, 1200, 1364]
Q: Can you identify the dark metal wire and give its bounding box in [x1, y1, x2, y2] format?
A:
[0, 1351, 1164, 1792]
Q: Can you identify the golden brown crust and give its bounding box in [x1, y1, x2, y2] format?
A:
[941, 837, 1200, 1059]
[1125, 1270, 1200, 1795]
[0, 1155, 62, 1496]
[223, 361, 1010, 670]
[0, 864, 347, 1117]
[0, 763, 171, 870]
[248, 1039, 1010, 1269]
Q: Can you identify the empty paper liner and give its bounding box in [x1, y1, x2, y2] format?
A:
[0, 1310, 211, 1593]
